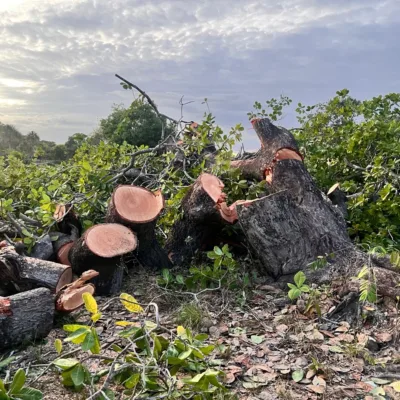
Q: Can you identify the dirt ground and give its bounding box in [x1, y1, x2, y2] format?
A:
[2, 269, 400, 400]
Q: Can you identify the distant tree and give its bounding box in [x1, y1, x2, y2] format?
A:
[87, 127, 106, 145]
[53, 144, 67, 161]
[64, 133, 88, 159]
[17, 131, 40, 158]
[100, 98, 174, 147]
[0, 123, 24, 155]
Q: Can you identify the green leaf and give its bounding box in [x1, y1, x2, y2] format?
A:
[178, 349, 192, 360]
[71, 364, 85, 387]
[63, 324, 89, 333]
[294, 271, 306, 288]
[119, 293, 144, 313]
[81, 332, 95, 351]
[199, 345, 215, 355]
[0, 357, 15, 369]
[13, 387, 43, 400]
[251, 335, 264, 344]
[292, 369, 304, 382]
[54, 339, 62, 355]
[64, 328, 89, 344]
[9, 368, 26, 395]
[213, 246, 223, 256]
[53, 358, 80, 370]
[0, 379, 5, 392]
[82, 292, 97, 314]
[123, 373, 140, 389]
[91, 312, 102, 323]
[81, 161, 91, 171]
[194, 333, 208, 341]
[99, 389, 115, 400]
[90, 328, 101, 354]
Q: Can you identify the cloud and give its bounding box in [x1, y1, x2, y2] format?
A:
[0, 0, 399, 150]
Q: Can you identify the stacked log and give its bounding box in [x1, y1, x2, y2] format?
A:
[106, 185, 172, 270]
[68, 223, 137, 295]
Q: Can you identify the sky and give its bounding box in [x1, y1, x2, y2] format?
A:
[1, 0, 399, 150]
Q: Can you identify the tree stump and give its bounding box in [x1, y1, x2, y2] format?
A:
[0, 287, 54, 350]
[68, 223, 137, 295]
[106, 185, 171, 269]
[166, 173, 239, 266]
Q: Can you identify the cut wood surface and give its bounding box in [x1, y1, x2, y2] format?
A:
[0, 247, 73, 294]
[56, 270, 98, 312]
[53, 232, 76, 266]
[231, 118, 303, 181]
[106, 186, 171, 270]
[0, 287, 54, 350]
[68, 223, 137, 295]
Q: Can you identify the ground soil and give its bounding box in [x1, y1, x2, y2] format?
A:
[1, 268, 400, 400]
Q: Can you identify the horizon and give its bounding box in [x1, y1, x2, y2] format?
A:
[1, 0, 400, 150]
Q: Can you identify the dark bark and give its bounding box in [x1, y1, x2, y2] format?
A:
[166, 174, 239, 266]
[0, 287, 54, 350]
[30, 234, 54, 261]
[52, 232, 75, 266]
[0, 247, 73, 295]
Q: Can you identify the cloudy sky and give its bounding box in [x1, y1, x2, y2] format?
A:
[1, 0, 399, 149]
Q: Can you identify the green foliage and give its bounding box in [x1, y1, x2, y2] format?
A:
[158, 245, 241, 291]
[0, 369, 43, 400]
[100, 99, 174, 147]
[53, 293, 229, 398]
[287, 271, 310, 300]
[248, 90, 400, 250]
[295, 90, 400, 249]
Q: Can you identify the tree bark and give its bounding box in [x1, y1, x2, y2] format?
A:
[106, 186, 172, 270]
[68, 223, 137, 295]
[0, 287, 54, 350]
[0, 247, 73, 294]
[166, 173, 240, 266]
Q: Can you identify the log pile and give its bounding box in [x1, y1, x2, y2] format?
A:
[1, 116, 399, 350]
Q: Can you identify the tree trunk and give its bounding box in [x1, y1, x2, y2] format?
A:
[106, 185, 171, 270]
[0, 247, 73, 294]
[53, 203, 82, 237]
[166, 173, 239, 266]
[0, 287, 54, 350]
[68, 223, 137, 295]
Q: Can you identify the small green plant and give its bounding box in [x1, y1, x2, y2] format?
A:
[356, 265, 377, 303]
[158, 245, 240, 291]
[175, 302, 207, 330]
[304, 286, 322, 317]
[287, 271, 310, 300]
[0, 369, 43, 400]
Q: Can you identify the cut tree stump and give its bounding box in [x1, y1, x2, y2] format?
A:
[231, 119, 303, 181]
[0, 287, 54, 350]
[68, 223, 137, 295]
[166, 173, 240, 266]
[0, 247, 73, 294]
[106, 185, 171, 270]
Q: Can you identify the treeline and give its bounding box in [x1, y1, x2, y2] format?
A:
[0, 97, 172, 162]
